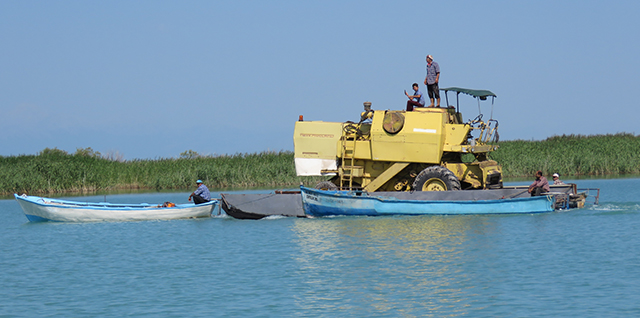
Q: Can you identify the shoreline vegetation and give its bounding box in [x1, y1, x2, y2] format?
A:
[2, 133, 639, 196]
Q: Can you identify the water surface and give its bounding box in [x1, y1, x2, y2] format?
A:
[1, 178, 639, 317]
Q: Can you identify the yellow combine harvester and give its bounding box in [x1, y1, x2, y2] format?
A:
[294, 87, 503, 192]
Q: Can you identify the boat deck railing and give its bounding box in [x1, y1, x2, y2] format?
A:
[577, 188, 600, 205]
[500, 183, 600, 208]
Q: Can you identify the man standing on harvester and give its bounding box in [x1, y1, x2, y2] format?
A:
[189, 179, 211, 204]
[423, 54, 440, 107]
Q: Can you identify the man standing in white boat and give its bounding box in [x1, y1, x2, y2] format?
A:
[188, 179, 211, 204]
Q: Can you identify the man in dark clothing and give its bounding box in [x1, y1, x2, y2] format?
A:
[528, 170, 550, 196]
[423, 54, 440, 107]
[188, 179, 211, 204]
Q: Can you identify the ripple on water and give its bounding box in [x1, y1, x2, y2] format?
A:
[1, 179, 640, 316]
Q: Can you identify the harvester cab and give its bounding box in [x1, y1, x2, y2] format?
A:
[442, 87, 500, 150]
[294, 87, 503, 192]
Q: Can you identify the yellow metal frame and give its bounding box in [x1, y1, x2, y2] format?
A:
[294, 106, 502, 191]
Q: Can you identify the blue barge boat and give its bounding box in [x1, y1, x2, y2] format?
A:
[300, 186, 556, 217]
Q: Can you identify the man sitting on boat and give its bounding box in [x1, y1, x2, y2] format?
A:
[528, 171, 550, 196]
[189, 179, 211, 204]
[552, 173, 566, 185]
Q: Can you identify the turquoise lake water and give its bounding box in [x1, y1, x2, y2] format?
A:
[1, 178, 639, 317]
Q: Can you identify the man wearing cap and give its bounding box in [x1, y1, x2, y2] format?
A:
[528, 170, 550, 196]
[189, 180, 211, 204]
[552, 173, 566, 185]
[423, 54, 440, 107]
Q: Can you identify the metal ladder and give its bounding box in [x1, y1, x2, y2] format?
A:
[339, 127, 359, 190]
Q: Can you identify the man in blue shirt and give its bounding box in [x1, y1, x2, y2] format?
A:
[405, 83, 425, 111]
[189, 179, 211, 204]
[423, 54, 440, 107]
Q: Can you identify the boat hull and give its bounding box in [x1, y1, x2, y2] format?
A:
[14, 194, 217, 222]
[300, 187, 555, 217]
[220, 192, 305, 219]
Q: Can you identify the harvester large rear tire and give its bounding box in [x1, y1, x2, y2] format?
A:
[315, 181, 338, 190]
[412, 166, 461, 191]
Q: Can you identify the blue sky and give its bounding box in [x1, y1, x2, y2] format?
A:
[1, 1, 638, 159]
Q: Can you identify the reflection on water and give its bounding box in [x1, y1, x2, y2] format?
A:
[291, 216, 501, 316]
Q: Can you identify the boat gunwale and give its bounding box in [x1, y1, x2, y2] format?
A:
[300, 186, 555, 205]
[300, 186, 557, 217]
[14, 194, 217, 211]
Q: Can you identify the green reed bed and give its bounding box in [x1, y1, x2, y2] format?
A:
[2, 133, 639, 195]
[491, 133, 640, 177]
[0, 149, 322, 195]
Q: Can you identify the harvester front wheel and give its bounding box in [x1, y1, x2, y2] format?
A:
[315, 181, 338, 190]
[412, 166, 461, 191]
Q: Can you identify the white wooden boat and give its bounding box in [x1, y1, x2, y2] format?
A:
[14, 194, 218, 222]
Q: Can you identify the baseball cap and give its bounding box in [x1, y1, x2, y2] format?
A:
[196, 179, 203, 183]
[552, 173, 559, 178]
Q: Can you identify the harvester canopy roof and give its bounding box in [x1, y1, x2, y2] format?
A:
[441, 87, 497, 99]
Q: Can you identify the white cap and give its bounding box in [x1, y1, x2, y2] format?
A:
[552, 173, 559, 178]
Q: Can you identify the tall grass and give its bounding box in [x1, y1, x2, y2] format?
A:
[2, 133, 639, 195]
[491, 133, 640, 177]
[0, 150, 323, 195]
